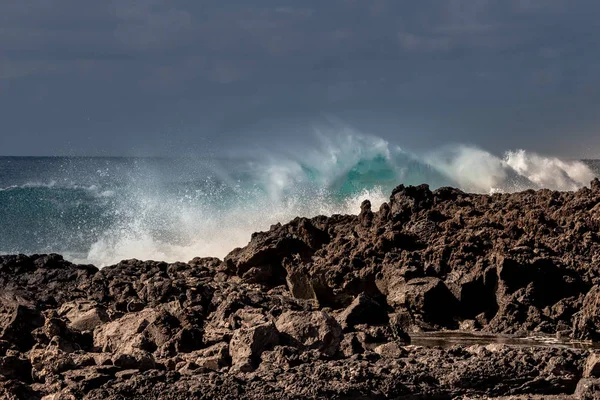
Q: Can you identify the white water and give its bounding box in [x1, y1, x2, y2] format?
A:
[1, 131, 595, 267]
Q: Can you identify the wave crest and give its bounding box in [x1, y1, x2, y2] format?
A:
[0, 131, 596, 266]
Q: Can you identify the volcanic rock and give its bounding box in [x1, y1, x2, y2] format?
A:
[584, 352, 600, 378]
[574, 378, 600, 400]
[3, 181, 600, 398]
[573, 285, 600, 341]
[229, 321, 279, 372]
[336, 293, 389, 330]
[0, 293, 45, 351]
[373, 341, 406, 358]
[58, 301, 109, 332]
[275, 310, 342, 357]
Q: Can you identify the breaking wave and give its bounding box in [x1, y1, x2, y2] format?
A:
[0, 131, 596, 266]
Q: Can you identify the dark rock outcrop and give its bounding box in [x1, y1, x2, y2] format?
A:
[3, 181, 600, 398]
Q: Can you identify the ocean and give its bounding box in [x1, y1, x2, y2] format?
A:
[1, 133, 598, 266]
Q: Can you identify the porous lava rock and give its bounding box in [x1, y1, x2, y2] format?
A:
[2, 181, 600, 398]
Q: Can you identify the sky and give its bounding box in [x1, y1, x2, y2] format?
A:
[1, 0, 600, 157]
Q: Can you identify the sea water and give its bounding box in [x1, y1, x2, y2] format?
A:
[1, 133, 597, 266]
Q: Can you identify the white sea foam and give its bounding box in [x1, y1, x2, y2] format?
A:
[504, 150, 595, 191]
[0, 180, 109, 194]
[2, 131, 595, 267]
[67, 132, 596, 267]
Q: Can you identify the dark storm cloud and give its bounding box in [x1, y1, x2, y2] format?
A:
[1, 0, 600, 156]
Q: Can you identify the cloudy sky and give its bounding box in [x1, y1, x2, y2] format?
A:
[1, 0, 599, 157]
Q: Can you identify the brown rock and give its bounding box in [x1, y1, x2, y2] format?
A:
[374, 342, 406, 358]
[29, 346, 75, 382]
[459, 319, 479, 331]
[275, 311, 342, 357]
[574, 378, 600, 400]
[388, 312, 412, 343]
[386, 277, 458, 328]
[93, 307, 185, 359]
[0, 293, 44, 351]
[112, 349, 155, 371]
[584, 352, 600, 378]
[229, 322, 279, 372]
[58, 301, 109, 332]
[339, 332, 366, 357]
[61, 366, 117, 392]
[337, 293, 388, 330]
[573, 286, 600, 341]
[285, 269, 318, 301]
[195, 342, 230, 371]
[0, 351, 32, 381]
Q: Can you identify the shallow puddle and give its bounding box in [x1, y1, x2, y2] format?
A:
[409, 331, 600, 351]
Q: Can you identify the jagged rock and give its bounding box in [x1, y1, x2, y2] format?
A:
[228, 307, 269, 329]
[388, 312, 412, 343]
[194, 342, 230, 371]
[0, 351, 32, 381]
[386, 277, 459, 328]
[337, 293, 388, 330]
[353, 324, 397, 349]
[460, 319, 480, 331]
[112, 349, 155, 371]
[0, 293, 45, 351]
[93, 308, 160, 353]
[584, 352, 600, 378]
[339, 332, 367, 357]
[3, 182, 600, 397]
[225, 218, 329, 286]
[58, 301, 109, 332]
[32, 315, 90, 353]
[358, 200, 374, 228]
[285, 269, 318, 301]
[374, 342, 406, 358]
[0, 379, 41, 400]
[229, 322, 279, 372]
[61, 366, 118, 393]
[0, 254, 100, 308]
[275, 311, 342, 357]
[574, 378, 600, 399]
[93, 306, 192, 360]
[29, 345, 75, 383]
[258, 345, 308, 370]
[573, 286, 600, 341]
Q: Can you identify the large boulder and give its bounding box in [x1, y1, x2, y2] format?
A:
[229, 322, 279, 372]
[584, 352, 600, 378]
[385, 277, 459, 328]
[275, 311, 342, 357]
[0, 350, 32, 381]
[29, 345, 76, 383]
[573, 286, 600, 341]
[58, 301, 109, 332]
[575, 378, 600, 400]
[93, 308, 162, 354]
[0, 293, 44, 351]
[93, 307, 187, 366]
[194, 342, 230, 371]
[336, 293, 388, 330]
[0, 379, 40, 400]
[0, 254, 101, 308]
[224, 218, 329, 286]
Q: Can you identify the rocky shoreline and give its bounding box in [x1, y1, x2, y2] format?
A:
[3, 181, 600, 399]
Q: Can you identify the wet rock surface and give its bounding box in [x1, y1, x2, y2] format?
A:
[3, 182, 600, 398]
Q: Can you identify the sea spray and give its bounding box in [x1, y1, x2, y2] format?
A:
[0, 132, 597, 266]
